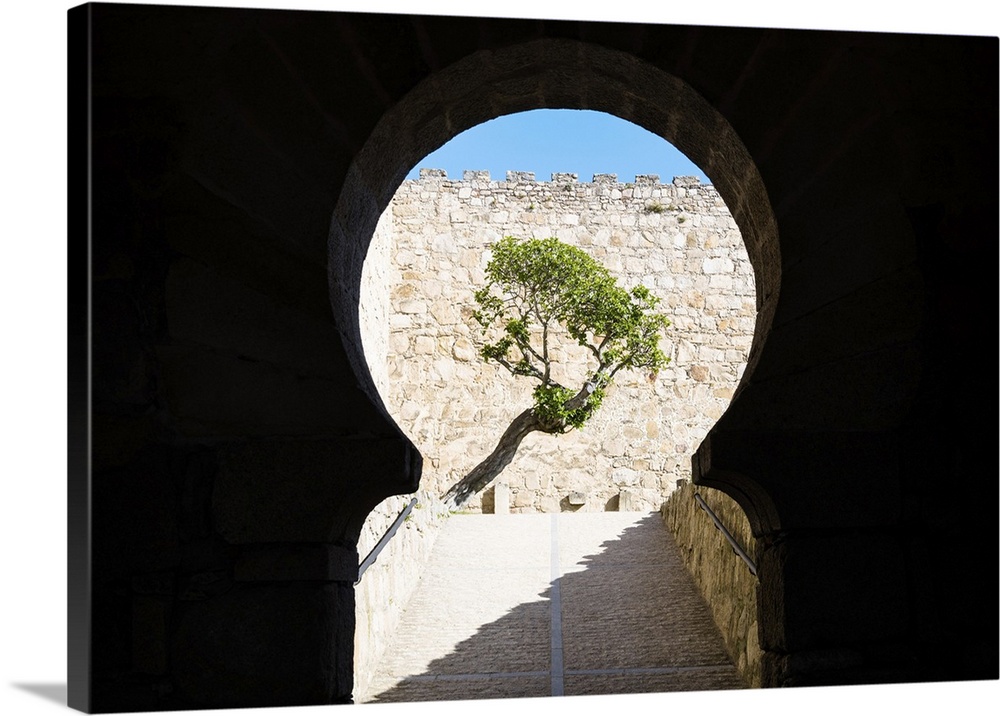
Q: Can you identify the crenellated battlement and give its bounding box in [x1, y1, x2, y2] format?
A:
[400, 168, 727, 224]
[416, 167, 704, 186]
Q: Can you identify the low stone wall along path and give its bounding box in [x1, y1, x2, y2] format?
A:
[360, 512, 744, 703]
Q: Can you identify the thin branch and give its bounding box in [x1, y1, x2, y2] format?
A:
[542, 321, 551, 384]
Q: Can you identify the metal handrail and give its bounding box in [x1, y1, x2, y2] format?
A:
[694, 492, 758, 576]
[356, 497, 418, 585]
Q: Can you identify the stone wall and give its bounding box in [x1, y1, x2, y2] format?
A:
[359, 202, 394, 400]
[362, 169, 756, 513]
[662, 481, 762, 687]
[353, 491, 449, 701]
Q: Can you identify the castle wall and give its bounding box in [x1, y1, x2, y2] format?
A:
[662, 481, 762, 687]
[366, 169, 756, 513]
[359, 202, 394, 400]
[353, 492, 449, 702]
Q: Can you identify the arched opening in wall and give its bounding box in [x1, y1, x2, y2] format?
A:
[362, 108, 758, 516]
[331, 39, 781, 701]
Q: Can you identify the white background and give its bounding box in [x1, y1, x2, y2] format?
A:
[1, 2, 996, 715]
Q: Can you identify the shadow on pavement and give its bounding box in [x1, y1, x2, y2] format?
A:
[368, 513, 745, 703]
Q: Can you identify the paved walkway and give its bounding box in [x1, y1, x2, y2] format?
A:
[362, 512, 744, 704]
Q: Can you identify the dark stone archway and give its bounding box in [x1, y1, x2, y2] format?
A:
[71, 4, 997, 711]
[329, 37, 780, 452]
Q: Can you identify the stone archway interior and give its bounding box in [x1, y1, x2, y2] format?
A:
[334, 39, 780, 524]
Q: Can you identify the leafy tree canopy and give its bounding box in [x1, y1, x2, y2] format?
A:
[473, 235, 671, 430]
[442, 235, 671, 508]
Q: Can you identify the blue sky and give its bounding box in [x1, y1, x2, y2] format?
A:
[405, 109, 706, 184]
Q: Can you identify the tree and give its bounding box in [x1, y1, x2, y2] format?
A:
[441, 236, 671, 509]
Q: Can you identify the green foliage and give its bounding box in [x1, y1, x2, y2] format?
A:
[472, 236, 671, 431]
[532, 383, 606, 431]
[531, 385, 576, 426]
[644, 201, 665, 214]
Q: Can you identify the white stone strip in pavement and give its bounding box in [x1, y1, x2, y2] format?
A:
[392, 665, 733, 683]
[549, 513, 565, 697]
[567, 665, 741, 677]
[401, 671, 550, 682]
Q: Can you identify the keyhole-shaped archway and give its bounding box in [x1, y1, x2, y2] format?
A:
[330, 38, 781, 533]
[333, 36, 782, 699]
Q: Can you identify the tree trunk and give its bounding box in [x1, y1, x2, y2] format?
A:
[441, 408, 552, 509]
[439, 379, 601, 510]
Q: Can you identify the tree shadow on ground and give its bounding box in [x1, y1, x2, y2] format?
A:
[366, 512, 745, 703]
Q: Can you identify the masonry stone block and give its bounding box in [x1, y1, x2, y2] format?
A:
[493, 483, 510, 514]
[172, 582, 355, 707]
[213, 437, 415, 544]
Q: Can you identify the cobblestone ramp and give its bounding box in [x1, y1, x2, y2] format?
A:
[361, 512, 745, 703]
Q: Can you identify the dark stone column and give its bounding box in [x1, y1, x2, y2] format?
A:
[163, 437, 418, 707]
[171, 544, 359, 707]
[696, 430, 916, 686]
[755, 530, 913, 687]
